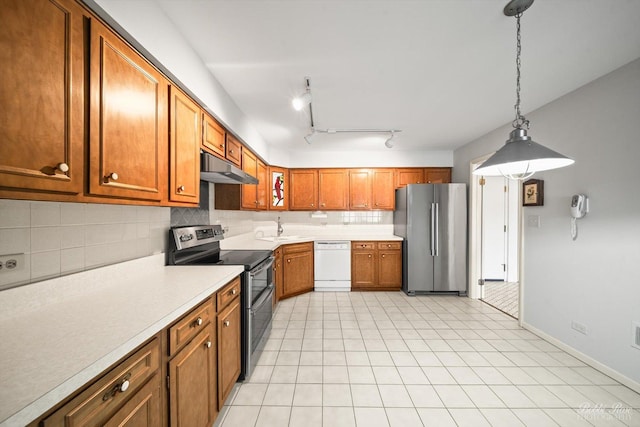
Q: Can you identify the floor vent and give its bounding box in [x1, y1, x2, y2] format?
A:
[633, 322, 640, 350]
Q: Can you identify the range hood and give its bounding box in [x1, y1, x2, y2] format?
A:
[200, 151, 258, 185]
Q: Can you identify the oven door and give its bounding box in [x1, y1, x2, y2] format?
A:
[244, 257, 274, 380]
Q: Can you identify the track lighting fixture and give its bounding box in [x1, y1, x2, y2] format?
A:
[473, 0, 573, 180]
[292, 77, 401, 148]
[384, 131, 395, 149]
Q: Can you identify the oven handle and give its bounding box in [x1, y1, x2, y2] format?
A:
[251, 285, 274, 316]
[249, 256, 274, 278]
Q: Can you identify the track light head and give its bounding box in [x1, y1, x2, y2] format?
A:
[384, 131, 395, 148]
[292, 92, 312, 111]
[304, 131, 315, 144]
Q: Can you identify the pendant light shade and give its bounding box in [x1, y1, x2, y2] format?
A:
[473, 129, 574, 179]
[474, 0, 574, 180]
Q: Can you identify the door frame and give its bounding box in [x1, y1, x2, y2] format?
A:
[468, 154, 525, 324]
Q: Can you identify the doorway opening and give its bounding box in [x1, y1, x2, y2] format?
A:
[469, 155, 522, 320]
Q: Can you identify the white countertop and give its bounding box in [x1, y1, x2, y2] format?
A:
[0, 254, 244, 427]
[220, 226, 403, 251]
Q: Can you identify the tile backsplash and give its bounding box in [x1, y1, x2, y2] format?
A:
[0, 199, 170, 291]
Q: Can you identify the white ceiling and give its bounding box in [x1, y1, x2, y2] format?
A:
[156, 0, 640, 153]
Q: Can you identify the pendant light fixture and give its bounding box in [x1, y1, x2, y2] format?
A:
[473, 0, 574, 180]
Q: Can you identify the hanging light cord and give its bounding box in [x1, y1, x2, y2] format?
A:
[512, 13, 530, 130]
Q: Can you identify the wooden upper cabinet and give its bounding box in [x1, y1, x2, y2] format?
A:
[169, 87, 200, 204]
[371, 169, 396, 210]
[0, 0, 85, 194]
[225, 134, 242, 167]
[318, 169, 348, 210]
[241, 149, 258, 209]
[349, 169, 371, 210]
[290, 169, 318, 210]
[256, 160, 268, 209]
[268, 166, 288, 210]
[88, 18, 168, 201]
[396, 168, 424, 188]
[202, 113, 226, 159]
[424, 167, 452, 183]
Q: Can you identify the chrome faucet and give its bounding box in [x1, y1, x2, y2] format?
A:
[277, 216, 284, 237]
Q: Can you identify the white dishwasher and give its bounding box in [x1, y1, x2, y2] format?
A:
[314, 241, 351, 291]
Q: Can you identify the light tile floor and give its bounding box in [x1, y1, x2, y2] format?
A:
[216, 292, 640, 427]
[482, 281, 519, 319]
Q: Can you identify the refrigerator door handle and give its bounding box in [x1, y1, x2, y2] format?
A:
[434, 202, 439, 257]
[430, 202, 436, 256]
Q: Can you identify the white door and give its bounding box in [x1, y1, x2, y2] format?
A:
[481, 176, 507, 281]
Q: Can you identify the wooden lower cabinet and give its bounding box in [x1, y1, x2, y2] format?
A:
[274, 247, 284, 303]
[352, 241, 402, 291]
[282, 242, 314, 298]
[217, 294, 241, 409]
[37, 277, 244, 427]
[42, 338, 161, 426]
[168, 326, 217, 427]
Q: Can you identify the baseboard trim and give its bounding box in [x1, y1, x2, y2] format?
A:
[521, 321, 640, 394]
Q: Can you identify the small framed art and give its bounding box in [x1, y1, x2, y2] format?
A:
[523, 179, 544, 206]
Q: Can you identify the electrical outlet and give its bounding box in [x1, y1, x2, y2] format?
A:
[527, 215, 540, 228]
[571, 320, 588, 335]
[0, 254, 25, 273]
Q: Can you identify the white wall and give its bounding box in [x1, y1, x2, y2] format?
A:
[454, 58, 640, 385]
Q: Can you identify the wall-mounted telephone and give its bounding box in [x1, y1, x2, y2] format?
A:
[570, 194, 589, 240]
[571, 194, 589, 218]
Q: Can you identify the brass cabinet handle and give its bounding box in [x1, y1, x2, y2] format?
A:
[382, 254, 386, 258]
[368, 254, 372, 258]
[177, 185, 185, 193]
[231, 288, 237, 295]
[205, 341, 212, 348]
[224, 320, 230, 327]
[56, 162, 69, 173]
[194, 317, 203, 327]
[287, 259, 291, 263]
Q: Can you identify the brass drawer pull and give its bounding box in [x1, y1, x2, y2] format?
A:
[194, 317, 203, 327]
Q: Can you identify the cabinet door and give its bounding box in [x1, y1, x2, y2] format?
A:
[0, 0, 84, 194]
[256, 160, 268, 209]
[225, 134, 242, 167]
[103, 374, 161, 427]
[424, 167, 452, 184]
[378, 250, 402, 289]
[396, 168, 424, 188]
[349, 169, 371, 210]
[282, 249, 314, 297]
[318, 169, 348, 210]
[202, 113, 226, 159]
[351, 250, 376, 289]
[269, 166, 288, 210]
[217, 297, 241, 409]
[289, 169, 318, 210]
[169, 87, 200, 203]
[371, 169, 396, 210]
[274, 248, 284, 303]
[89, 18, 168, 201]
[241, 149, 258, 209]
[169, 327, 218, 427]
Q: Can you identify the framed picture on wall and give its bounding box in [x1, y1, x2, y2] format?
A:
[523, 179, 544, 206]
[269, 166, 288, 210]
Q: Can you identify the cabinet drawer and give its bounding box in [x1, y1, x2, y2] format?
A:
[352, 241, 375, 250]
[217, 277, 241, 312]
[282, 241, 313, 254]
[169, 298, 214, 356]
[377, 241, 401, 250]
[43, 338, 160, 426]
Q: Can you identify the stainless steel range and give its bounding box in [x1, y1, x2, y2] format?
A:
[167, 225, 274, 381]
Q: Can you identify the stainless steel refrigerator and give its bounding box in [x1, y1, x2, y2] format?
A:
[394, 184, 467, 295]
